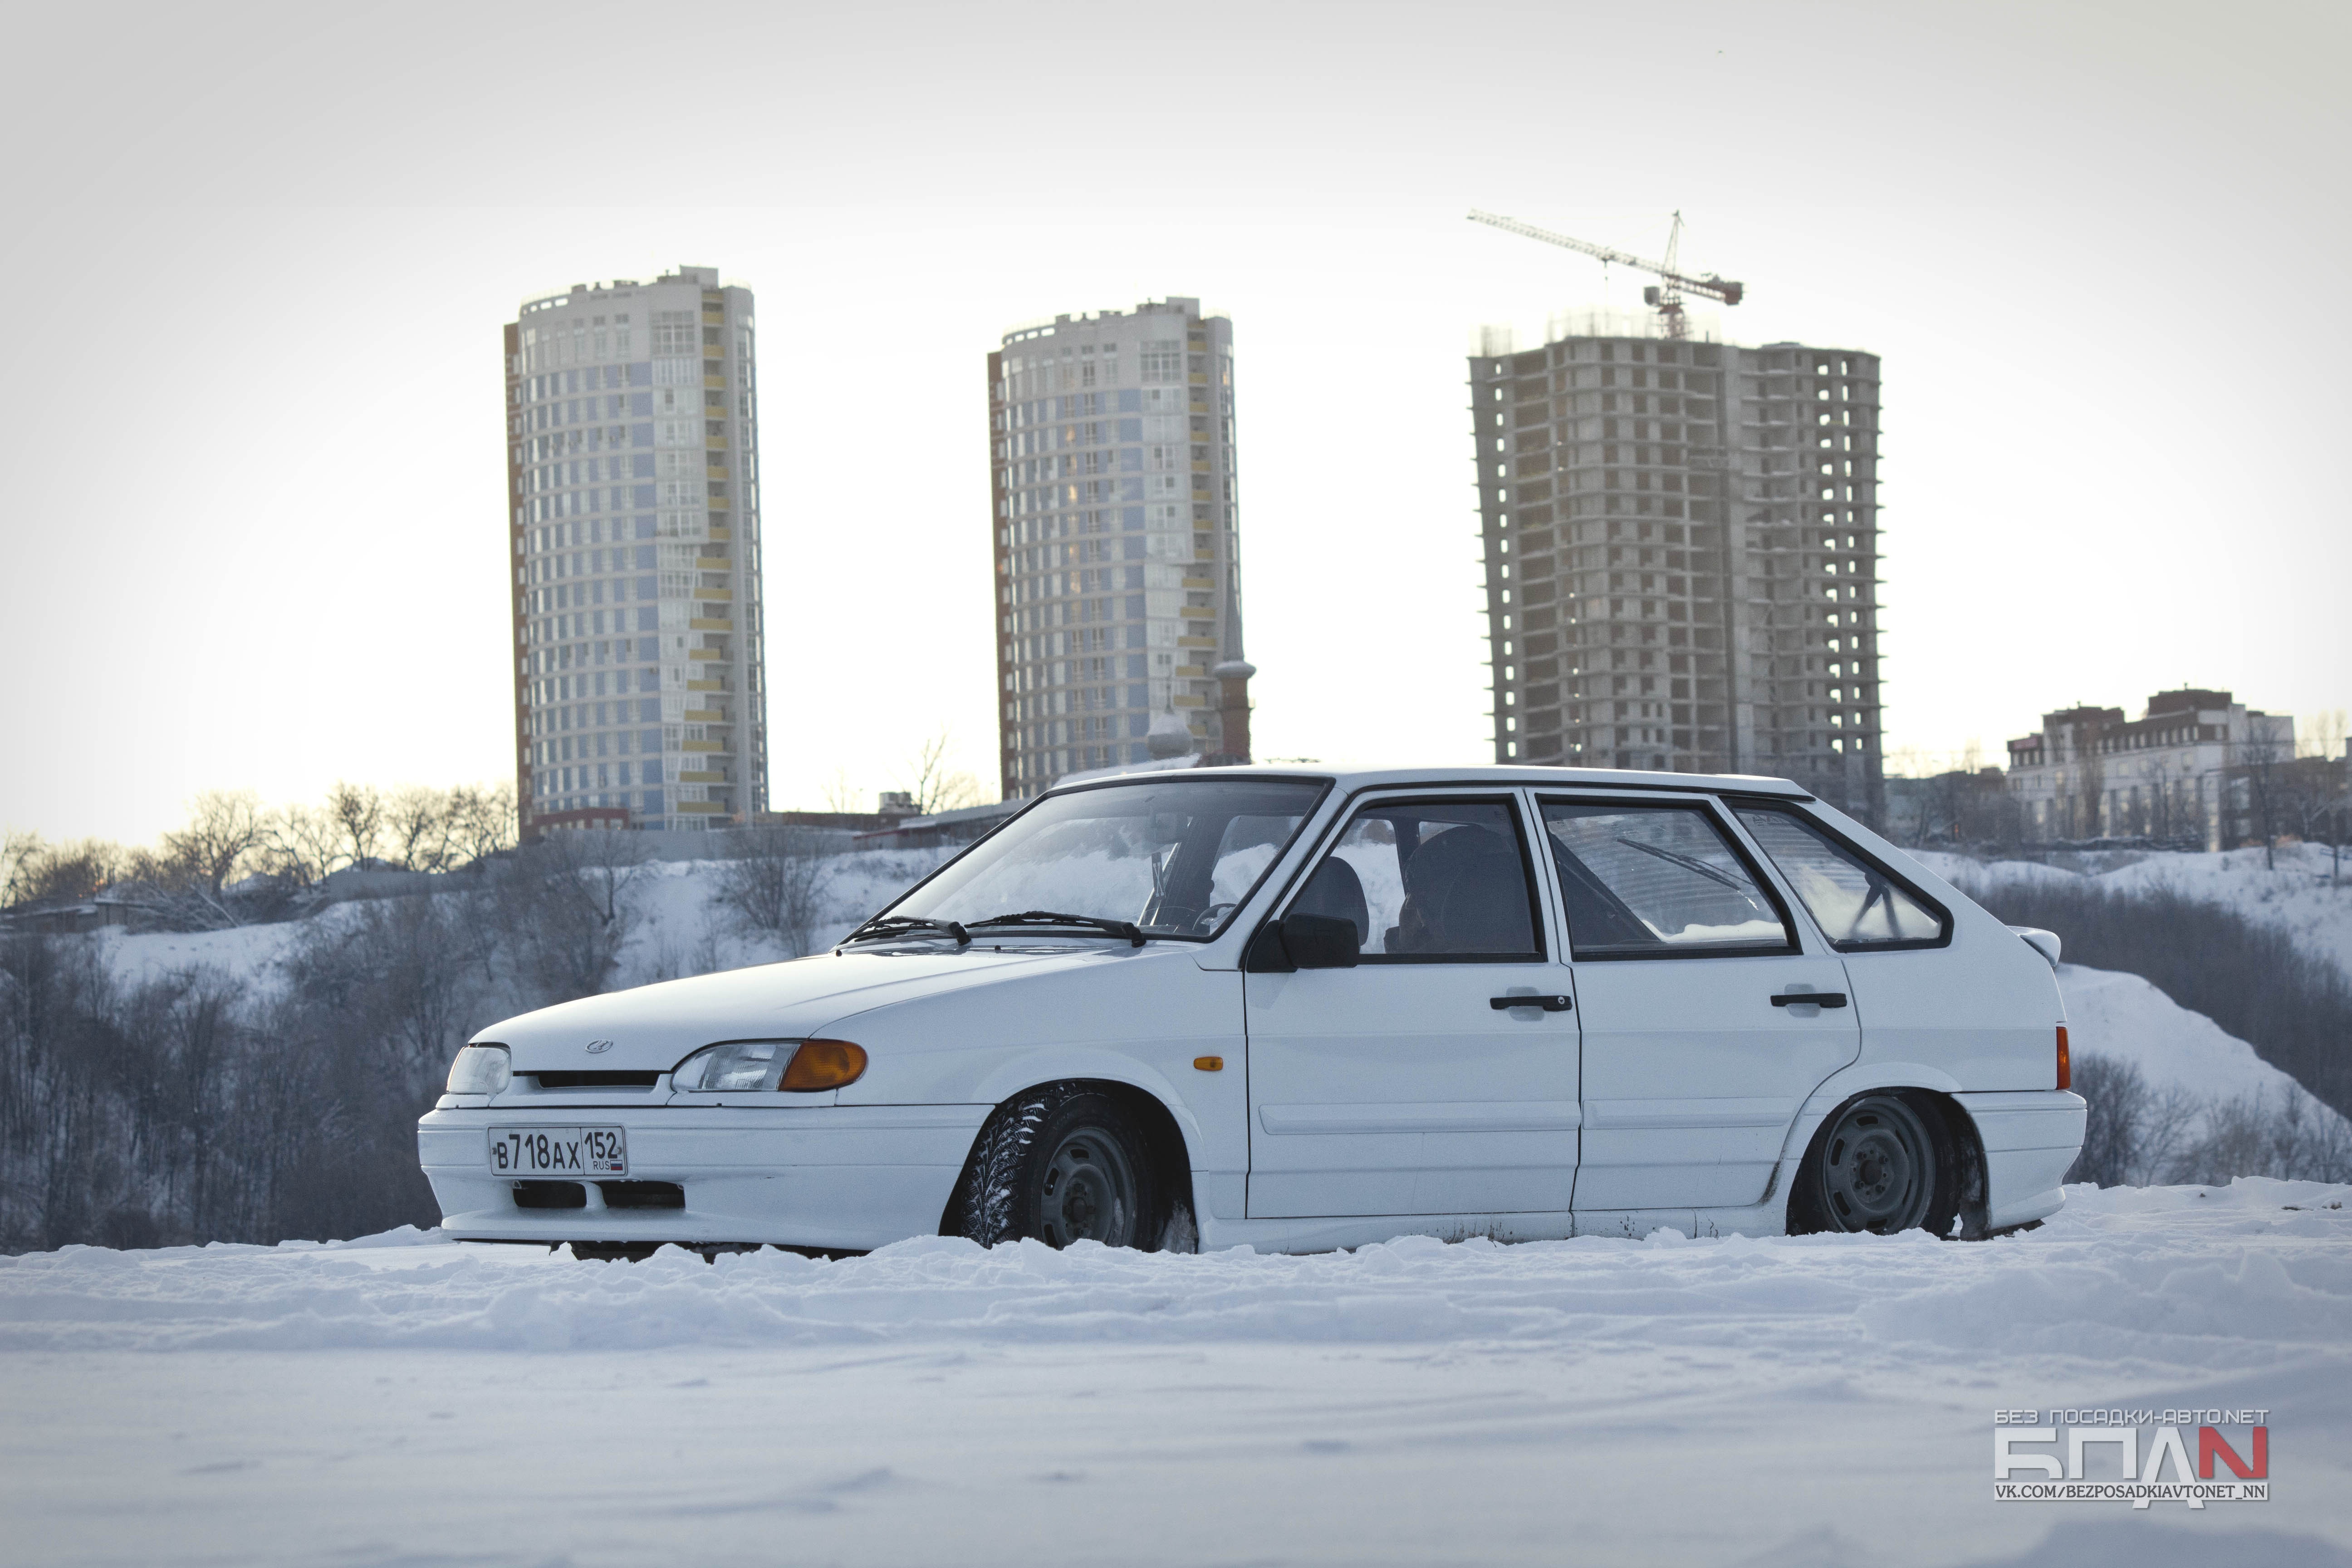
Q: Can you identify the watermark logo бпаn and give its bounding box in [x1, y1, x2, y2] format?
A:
[1993, 1409, 2270, 1508]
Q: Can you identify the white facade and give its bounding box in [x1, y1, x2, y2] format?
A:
[503, 266, 767, 833]
[988, 299, 1245, 798]
[2004, 689, 2292, 849]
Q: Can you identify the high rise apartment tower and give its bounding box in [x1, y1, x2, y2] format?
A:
[503, 265, 768, 834]
[990, 298, 1247, 798]
[1473, 330, 1885, 822]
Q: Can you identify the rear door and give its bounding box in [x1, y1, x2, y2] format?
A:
[1539, 793, 1860, 1212]
[1244, 791, 1579, 1219]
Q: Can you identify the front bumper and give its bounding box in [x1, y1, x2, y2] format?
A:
[1955, 1089, 2087, 1230]
[416, 1102, 991, 1250]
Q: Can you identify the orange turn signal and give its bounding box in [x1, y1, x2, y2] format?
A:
[2055, 1025, 2070, 1092]
[1194, 1056, 1224, 1072]
[782, 1039, 867, 1091]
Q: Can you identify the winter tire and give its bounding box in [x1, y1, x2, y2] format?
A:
[1798, 1093, 1941, 1235]
[952, 1084, 1163, 1250]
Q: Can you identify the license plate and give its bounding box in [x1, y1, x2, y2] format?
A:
[489, 1127, 627, 1176]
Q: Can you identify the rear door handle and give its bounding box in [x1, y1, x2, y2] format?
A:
[1491, 995, 1573, 1012]
[1771, 992, 1847, 1008]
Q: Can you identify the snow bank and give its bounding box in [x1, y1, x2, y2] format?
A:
[2059, 965, 2346, 1125]
[9, 1187, 2348, 1568]
[5, 1180, 2342, 1360]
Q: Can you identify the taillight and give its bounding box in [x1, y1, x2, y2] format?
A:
[2056, 1024, 2071, 1091]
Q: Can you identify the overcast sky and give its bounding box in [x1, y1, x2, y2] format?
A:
[3, 0, 2345, 844]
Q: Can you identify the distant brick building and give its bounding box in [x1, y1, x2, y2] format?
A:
[2004, 689, 2293, 849]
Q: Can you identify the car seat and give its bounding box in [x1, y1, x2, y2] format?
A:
[1388, 825, 1533, 955]
[1290, 855, 1370, 951]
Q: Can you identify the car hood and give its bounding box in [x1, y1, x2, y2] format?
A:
[478, 944, 1133, 1073]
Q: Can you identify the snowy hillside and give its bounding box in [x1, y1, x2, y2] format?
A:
[2061, 965, 2324, 1108]
[3, 1181, 2346, 1566]
[1917, 842, 2352, 978]
[94, 846, 2335, 1124]
[93, 843, 958, 1000]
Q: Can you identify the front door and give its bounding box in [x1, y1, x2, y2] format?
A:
[1245, 793, 1580, 1218]
[1537, 794, 1861, 1212]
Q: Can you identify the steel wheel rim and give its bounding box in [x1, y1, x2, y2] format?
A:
[1038, 1126, 1137, 1247]
[1820, 1098, 1932, 1234]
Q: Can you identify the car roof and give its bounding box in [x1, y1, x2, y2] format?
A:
[1048, 762, 1815, 800]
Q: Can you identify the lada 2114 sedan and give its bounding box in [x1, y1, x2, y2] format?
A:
[419, 766, 2086, 1253]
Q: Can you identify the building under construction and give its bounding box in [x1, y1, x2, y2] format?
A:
[1471, 322, 1886, 824]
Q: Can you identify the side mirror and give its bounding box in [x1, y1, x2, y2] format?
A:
[1279, 911, 1360, 969]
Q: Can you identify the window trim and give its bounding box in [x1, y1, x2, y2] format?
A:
[1533, 792, 1802, 963]
[1726, 801, 1954, 954]
[1278, 791, 1549, 965]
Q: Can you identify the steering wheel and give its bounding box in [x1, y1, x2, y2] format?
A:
[1191, 901, 1238, 934]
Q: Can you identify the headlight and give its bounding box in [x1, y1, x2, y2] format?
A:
[671, 1039, 867, 1093]
[446, 1044, 511, 1095]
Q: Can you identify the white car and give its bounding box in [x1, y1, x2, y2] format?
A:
[418, 766, 2086, 1254]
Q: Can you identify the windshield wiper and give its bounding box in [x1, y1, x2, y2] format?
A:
[965, 910, 1147, 947]
[1615, 835, 1747, 892]
[840, 914, 971, 946]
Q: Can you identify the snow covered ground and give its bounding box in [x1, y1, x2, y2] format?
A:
[2, 1182, 2348, 1568]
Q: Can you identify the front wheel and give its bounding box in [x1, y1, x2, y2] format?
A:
[1800, 1094, 1940, 1235]
[953, 1085, 1163, 1249]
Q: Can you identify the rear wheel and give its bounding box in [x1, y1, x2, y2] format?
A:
[1803, 1094, 1940, 1234]
[954, 1085, 1162, 1249]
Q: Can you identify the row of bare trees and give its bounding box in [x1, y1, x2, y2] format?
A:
[2069, 1053, 2352, 1187]
[0, 828, 674, 1252]
[2, 783, 518, 929]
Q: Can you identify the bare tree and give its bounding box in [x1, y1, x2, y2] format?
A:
[900, 729, 982, 816]
[487, 830, 650, 1002]
[263, 804, 344, 888]
[2302, 709, 2348, 764]
[712, 827, 835, 957]
[2235, 725, 2289, 869]
[820, 769, 868, 815]
[2068, 1053, 2196, 1187]
[158, 790, 268, 900]
[2076, 716, 2105, 840]
[327, 782, 386, 871]
[3, 837, 132, 907]
[0, 830, 42, 908]
[444, 783, 517, 866]
[381, 787, 445, 872]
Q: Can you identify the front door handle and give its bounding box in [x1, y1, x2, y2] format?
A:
[1771, 992, 1848, 1009]
[1491, 995, 1573, 1012]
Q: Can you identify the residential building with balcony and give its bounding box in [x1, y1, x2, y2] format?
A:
[988, 298, 1249, 798]
[502, 265, 768, 833]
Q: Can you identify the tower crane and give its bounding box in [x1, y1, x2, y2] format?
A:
[1468, 208, 1743, 340]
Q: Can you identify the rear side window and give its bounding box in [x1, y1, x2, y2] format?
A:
[1731, 805, 1951, 951]
[1539, 800, 1795, 959]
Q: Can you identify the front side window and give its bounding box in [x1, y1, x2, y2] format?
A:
[1288, 797, 1542, 961]
[1541, 800, 1794, 959]
[888, 778, 1327, 940]
[1731, 805, 1950, 950]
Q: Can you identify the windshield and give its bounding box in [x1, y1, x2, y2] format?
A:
[885, 777, 1329, 940]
